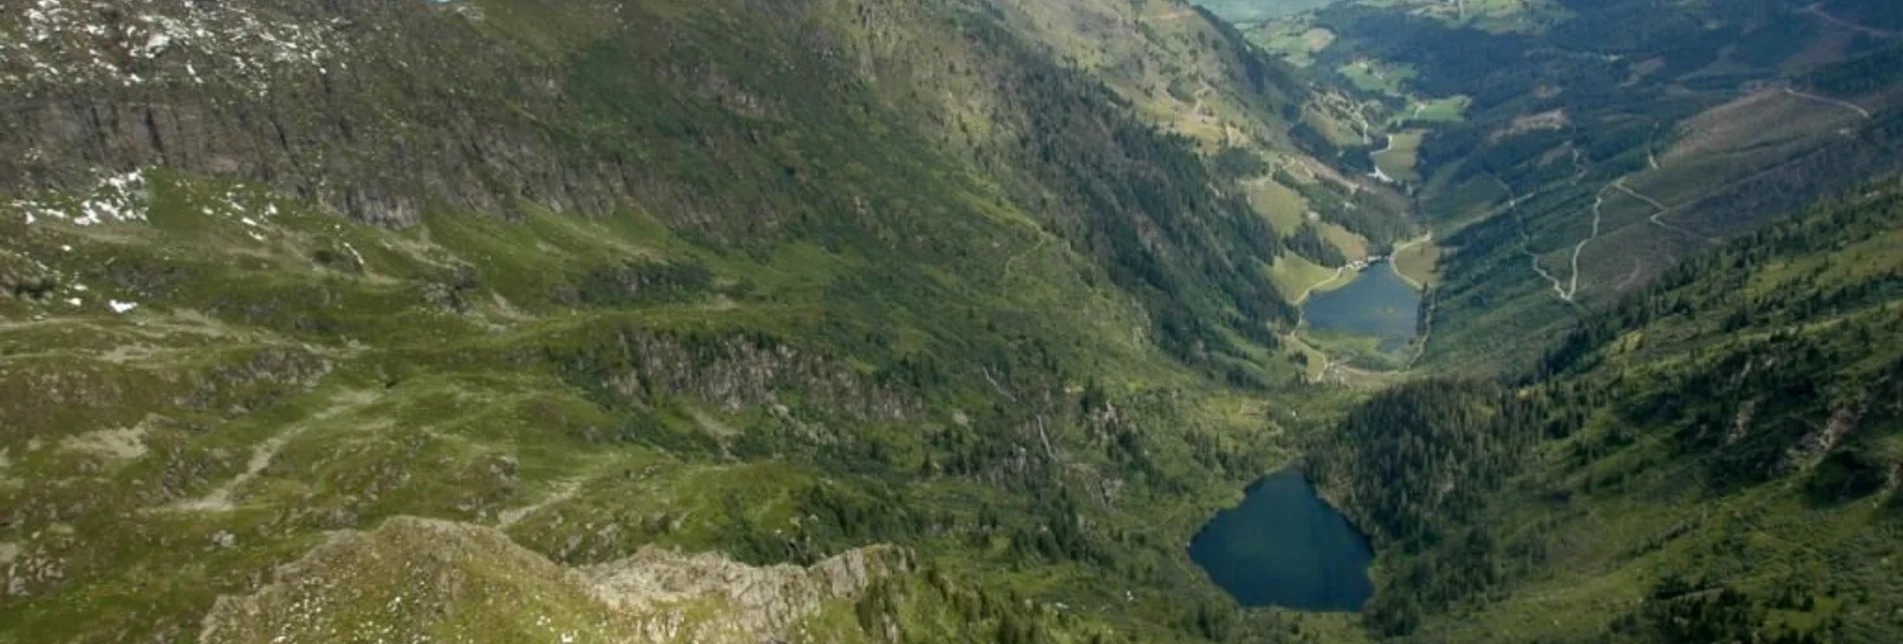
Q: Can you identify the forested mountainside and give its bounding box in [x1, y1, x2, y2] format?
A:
[0, 0, 1395, 641]
[1191, 0, 1903, 641]
[1310, 181, 1903, 641]
[1226, 0, 1903, 372]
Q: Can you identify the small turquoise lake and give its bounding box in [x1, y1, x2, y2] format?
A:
[1304, 266, 1420, 347]
[1188, 469, 1374, 612]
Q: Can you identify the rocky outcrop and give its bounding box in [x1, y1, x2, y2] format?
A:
[1788, 402, 1867, 471]
[182, 346, 332, 414]
[0, 247, 61, 301]
[197, 516, 908, 644]
[581, 544, 912, 642]
[573, 329, 923, 423]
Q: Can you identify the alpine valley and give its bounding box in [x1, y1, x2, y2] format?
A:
[0, 0, 1898, 642]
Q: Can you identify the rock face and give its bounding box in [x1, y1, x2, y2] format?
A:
[197, 517, 582, 644]
[197, 517, 907, 644]
[576, 329, 923, 422]
[581, 544, 912, 643]
[0, 0, 623, 226]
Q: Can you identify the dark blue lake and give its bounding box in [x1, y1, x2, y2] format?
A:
[1188, 469, 1374, 612]
[1304, 266, 1420, 342]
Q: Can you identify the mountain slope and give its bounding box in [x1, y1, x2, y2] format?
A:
[1310, 180, 1903, 641]
[14, 0, 1902, 642]
[0, 0, 1371, 641]
[1223, 0, 1903, 371]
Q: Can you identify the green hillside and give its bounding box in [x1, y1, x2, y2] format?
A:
[1198, 0, 1342, 24]
[1310, 181, 1903, 641]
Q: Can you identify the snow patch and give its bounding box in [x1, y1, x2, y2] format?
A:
[11, 168, 149, 227]
[2, 0, 343, 93]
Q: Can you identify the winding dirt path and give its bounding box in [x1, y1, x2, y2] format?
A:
[1369, 134, 1399, 183]
[1803, 3, 1898, 40]
[1613, 179, 1722, 244]
[1295, 266, 1350, 304]
[1493, 176, 1575, 305]
[1495, 149, 1654, 305]
[1391, 235, 1432, 254]
[1348, 103, 1376, 145]
[1782, 87, 1872, 119]
[165, 389, 380, 512]
[1611, 177, 1666, 211]
[1145, 9, 1197, 23]
[1613, 256, 1646, 292]
[1001, 232, 1052, 282]
[1485, 99, 1869, 306]
[497, 479, 583, 528]
[1646, 122, 1662, 170]
[1558, 185, 1613, 301]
